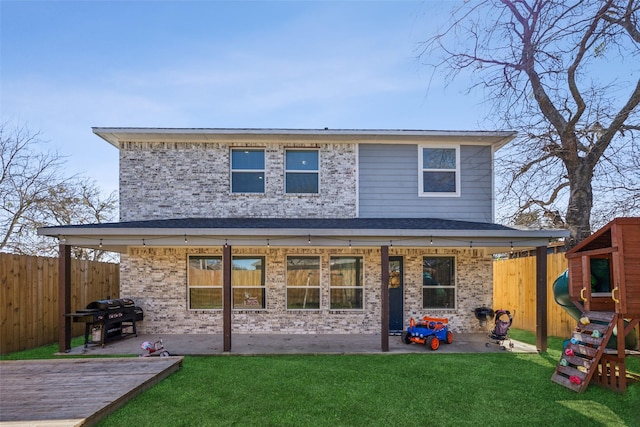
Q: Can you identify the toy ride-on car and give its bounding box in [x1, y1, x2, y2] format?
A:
[401, 316, 453, 350]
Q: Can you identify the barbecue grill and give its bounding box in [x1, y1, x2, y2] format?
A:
[66, 298, 143, 347]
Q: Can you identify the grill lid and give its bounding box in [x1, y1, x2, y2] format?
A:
[86, 298, 135, 311]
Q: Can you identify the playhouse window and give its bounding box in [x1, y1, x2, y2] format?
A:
[330, 256, 364, 310]
[422, 256, 455, 309]
[232, 256, 266, 309]
[187, 256, 223, 310]
[590, 257, 613, 294]
[286, 256, 321, 309]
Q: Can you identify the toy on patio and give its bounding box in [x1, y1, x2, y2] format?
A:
[486, 309, 514, 350]
[140, 338, 171, 357]
[401, 316, 453, 350]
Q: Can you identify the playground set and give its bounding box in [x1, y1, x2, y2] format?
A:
[551, 217, 640, 393]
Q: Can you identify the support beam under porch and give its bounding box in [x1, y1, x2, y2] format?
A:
[380, 245, 389, 351]
[58, 243, 72, 353]
[536, 245, 548, 352]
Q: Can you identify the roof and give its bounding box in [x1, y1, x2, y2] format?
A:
[566, 217, 640, 256]
[92, 127, 517, 150]
[39, 217, 569, 254]
[49, 217, 515, 231]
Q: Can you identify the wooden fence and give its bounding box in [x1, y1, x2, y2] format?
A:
[0, 253, 119, 354]
[493, 252, 576, 338]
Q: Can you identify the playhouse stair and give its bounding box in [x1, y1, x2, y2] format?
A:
[551, 311, 616, 392]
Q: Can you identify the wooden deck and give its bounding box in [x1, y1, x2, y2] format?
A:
[0, 357, 183, 426]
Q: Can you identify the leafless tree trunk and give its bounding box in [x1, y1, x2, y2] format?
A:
[419, 0, 640, 246]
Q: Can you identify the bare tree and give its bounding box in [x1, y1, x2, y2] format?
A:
[1, 122, 117, 260]
[420, 0, 640, 246]
[1, 122, 66, 252]
[18, 179, 118, 260]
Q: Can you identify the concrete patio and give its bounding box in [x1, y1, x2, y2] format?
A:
[60, 332, 538, 357]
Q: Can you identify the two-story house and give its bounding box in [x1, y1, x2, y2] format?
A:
[41, 128, 568, 352]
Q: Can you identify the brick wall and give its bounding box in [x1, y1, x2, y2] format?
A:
[119, 141, 358, 221]
[121, 246, 493, 335]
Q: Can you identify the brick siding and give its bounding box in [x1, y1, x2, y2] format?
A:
[122, 247, 493, 334]
[119, 141, 357, 221]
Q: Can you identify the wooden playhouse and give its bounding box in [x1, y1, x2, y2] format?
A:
[551, 217, 640, 392]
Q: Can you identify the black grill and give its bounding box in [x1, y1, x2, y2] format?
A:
[66, 298, 143, 347]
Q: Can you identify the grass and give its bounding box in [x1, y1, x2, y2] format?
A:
[0, 337, 133, 360]
[3, 331, 639, 427]
[0, 337, 87, 360]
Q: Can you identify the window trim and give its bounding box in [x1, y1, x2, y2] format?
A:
[231, 255, 266, 310]
[286, 255, 321, 311]
[329, 255, 364, 311]
[418, 145, 461, 197]
[284, 148, 320, 194]
[187, 255, 223, 311]
[230, 148, 266, 194]
[422, 255, 456, 310]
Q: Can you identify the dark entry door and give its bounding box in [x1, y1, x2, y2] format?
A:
[389, 257, 404, 333]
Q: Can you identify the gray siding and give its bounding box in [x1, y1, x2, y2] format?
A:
[358, 144, 494, 222]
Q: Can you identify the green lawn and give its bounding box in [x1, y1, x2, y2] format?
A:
[3, 331, 639, 427]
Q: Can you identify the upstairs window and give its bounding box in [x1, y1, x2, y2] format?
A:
[231, 149, 265, 193]
[418, 146, 460, 196]
[285, 149, 319, 194]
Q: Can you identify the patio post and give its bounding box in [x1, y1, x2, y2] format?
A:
[58, 243, 72, 353]
[380, 245, 389, 351]
[223, 244, 232, 352]
[535, 245, 548, 352]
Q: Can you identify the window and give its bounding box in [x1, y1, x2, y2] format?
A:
[231, 149, 265, 193]
[422, 257, 455, 309]
[232, 256, 265, 309]
[286, 256, 320, 309]
[418, 146, 460, 196]
[285, 149, 319, 193]
[590, 257, 613, 294]
[330, 256, 363, 309]
[188, 256, 222, 310]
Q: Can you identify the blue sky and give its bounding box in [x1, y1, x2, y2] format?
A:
[2, 0, 489, 196]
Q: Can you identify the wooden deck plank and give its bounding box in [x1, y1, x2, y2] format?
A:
[0, 357, 183, 426]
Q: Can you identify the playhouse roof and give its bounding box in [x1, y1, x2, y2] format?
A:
[566, 217, 640, 255]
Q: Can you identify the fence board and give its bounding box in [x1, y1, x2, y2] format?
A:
[494, 252, 574, 338]
[0, 253, 119, 354]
